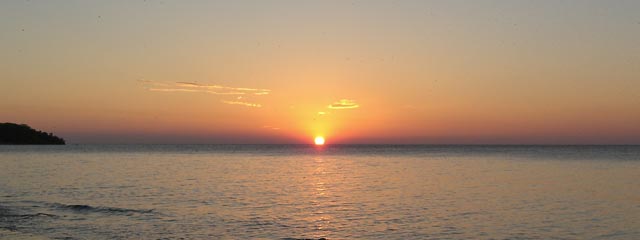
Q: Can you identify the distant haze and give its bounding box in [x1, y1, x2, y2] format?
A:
[1, 1, 639, 144]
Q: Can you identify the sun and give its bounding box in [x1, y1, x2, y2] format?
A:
[314, 136, 325, 145]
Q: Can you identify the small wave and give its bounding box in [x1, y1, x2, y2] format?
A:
[0, 212, 58, 219]
[48, 203, 154, 215]
[0, 228, 51, 240]
[1, 204, 56, 219]
[281, 238, 328, 240]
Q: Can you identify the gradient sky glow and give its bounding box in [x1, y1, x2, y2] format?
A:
[1, 0, 640, 144]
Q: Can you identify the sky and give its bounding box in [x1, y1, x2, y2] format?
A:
[1, 0, 640, 144]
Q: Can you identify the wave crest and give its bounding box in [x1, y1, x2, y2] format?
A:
[49, 203, 154, 215]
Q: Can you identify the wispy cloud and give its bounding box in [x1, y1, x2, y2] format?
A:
[175, 81, 271, 95]
[148, 88, 200, 93]
[262, 125, 281, 130]
[140, 80, 270, 107]
[140, 80, 271, 96]
[150, 88, 246, 95]
[328, 99, 359, 109]
[221, 100, 262, 108]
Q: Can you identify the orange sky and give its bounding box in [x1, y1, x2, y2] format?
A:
[1, 1, 640, 144]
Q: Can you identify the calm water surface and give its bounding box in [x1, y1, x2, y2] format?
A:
[1, 145, 639, 239]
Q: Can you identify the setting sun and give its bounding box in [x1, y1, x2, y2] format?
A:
[314, 136, 325, 145]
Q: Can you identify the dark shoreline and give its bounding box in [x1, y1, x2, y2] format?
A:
[0, 123, 65, 145]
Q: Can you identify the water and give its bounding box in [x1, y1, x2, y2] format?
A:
[1, 145, 639, 239]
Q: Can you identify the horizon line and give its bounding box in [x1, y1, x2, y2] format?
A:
[33, 143, 640, 146]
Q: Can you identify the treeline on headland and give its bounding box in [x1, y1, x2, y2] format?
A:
[0, 123, 65, 145]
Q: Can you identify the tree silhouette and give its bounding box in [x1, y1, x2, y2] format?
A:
[0, 123, 65, 145]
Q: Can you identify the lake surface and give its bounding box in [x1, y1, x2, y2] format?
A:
[1, 145, 639, 239]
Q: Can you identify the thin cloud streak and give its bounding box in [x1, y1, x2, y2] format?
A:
[141, 80, 271, 96]
[175, 81, 271, 95]
[262, 125, 281, 130]
[148, 88, 199, 93]
[150, 88, 246, 95]
[328, 99, 359, 109]
[221, 100, 262, 108]
[141, 80, 269, 107]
